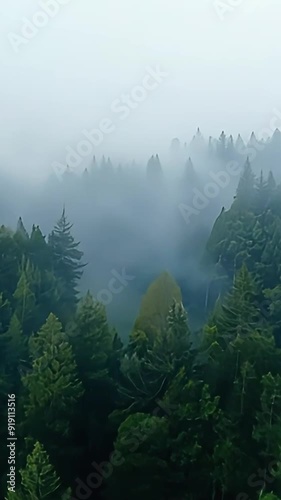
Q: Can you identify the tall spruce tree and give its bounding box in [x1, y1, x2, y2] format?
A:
[48, 209, 85, 318]
[13, 263, 36, 329]
[22, 314, 84, 438]
[70, 292, 114, 383]
[234, 157, 255, 210]
[69, 293, 118, 451]
[6, 441, 71, 500]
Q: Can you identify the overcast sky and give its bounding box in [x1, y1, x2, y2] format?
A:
[0, 0, 279, 179]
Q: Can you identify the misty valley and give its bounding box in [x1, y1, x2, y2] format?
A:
[1, 128, 281, 499]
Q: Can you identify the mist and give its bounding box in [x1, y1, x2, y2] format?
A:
[1, 0, 281, 334]
[0, 0, 280, 180]
[3, 2, 281, 499]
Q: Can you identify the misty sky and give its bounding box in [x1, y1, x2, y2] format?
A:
[0, 0, 279, 179]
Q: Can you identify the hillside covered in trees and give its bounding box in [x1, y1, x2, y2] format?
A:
[1, 129, 281, 499]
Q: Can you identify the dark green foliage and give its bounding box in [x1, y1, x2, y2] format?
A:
[106, 413, 170, 500]
[69, 293, 118, 454]
[5, 441, 71, 500]
[22, 314, 84, 437]
[70, 292, 115, 383]
[213, 264, 262, 343]
[48, 209, 85, 318]
[3, 171, 281, 500]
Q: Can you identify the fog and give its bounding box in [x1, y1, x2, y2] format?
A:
[0, 0, 280, 180]
[0, 0, 281, 337]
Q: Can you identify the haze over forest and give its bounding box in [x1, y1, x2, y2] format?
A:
[2, 2, 281, 500]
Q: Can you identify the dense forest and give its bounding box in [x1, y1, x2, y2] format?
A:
[2, 129, 281, 499]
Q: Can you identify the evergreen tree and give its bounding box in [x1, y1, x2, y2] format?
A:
[217, 131, 226, 158]
[214, 264, 261, 346]
[22, 314, 83, 438]
[69, 293, 119, 453]
[268, 171, 277, 191]
[106, 412, 170, 500]
[70, 292, 114, 383]
[0, 226, 20, 299]
[166, 300, 191, 353]
[16, 217, 29, 241]
[48, 209, 85, 317]
[2, 313, 26, 382]
[133, 272, 182, 339]
[208, 136, 215, 157]
[184, 157, 197, 184]
[13, 263, 36, 328]
[146, 155, 163, 182]
[253, 372, 281, 459]
[226, 134, 235, 159]
[29, 225, 52, 270]
[254, 170, 269, 213]
[6, 441, 71, 500]
[234, 157, 255, 209]
[235, 133, 245, 153]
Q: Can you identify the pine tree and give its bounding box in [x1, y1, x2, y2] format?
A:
[190, 127, 205, 154]
[106, 412, 170, 500]
[13, 264, 36, 328]
[218, 131, 226, 158]
[90, 155, 98, 175]
[22, 314, 84, 437]
[208, 136, 215, 157]
[167, 300, 191, 352]
[48, 209, 85, 316]
[248, 131, 261, 149]
[235, 133, 245, 153]
[69, 293, 118, 451]
[268, 171, 277, 191]
[254, 170, 269, 212]
[253, 372, 281, 459]
[0, 293, 12, 334]
[0, 226, 20, 299]
[119, 300, 192, 415]
[16, 217, 29, 241]
[62, 165, 75, 184]
[101, 155, 107, 170]
[70, 292, 114, 383]
[184, 157, 197, 184]
[226, 134, 235, 159]
[6, 441, 71, 500]
[271, 128, 281, 148]
[29, 225, 52, 270]
[214, 264, 261, 347]
[234, 157, 255, 210]
[2, 313, 26, 380]
[146, 155, 163, 182]
[21, 441, 60, 499]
